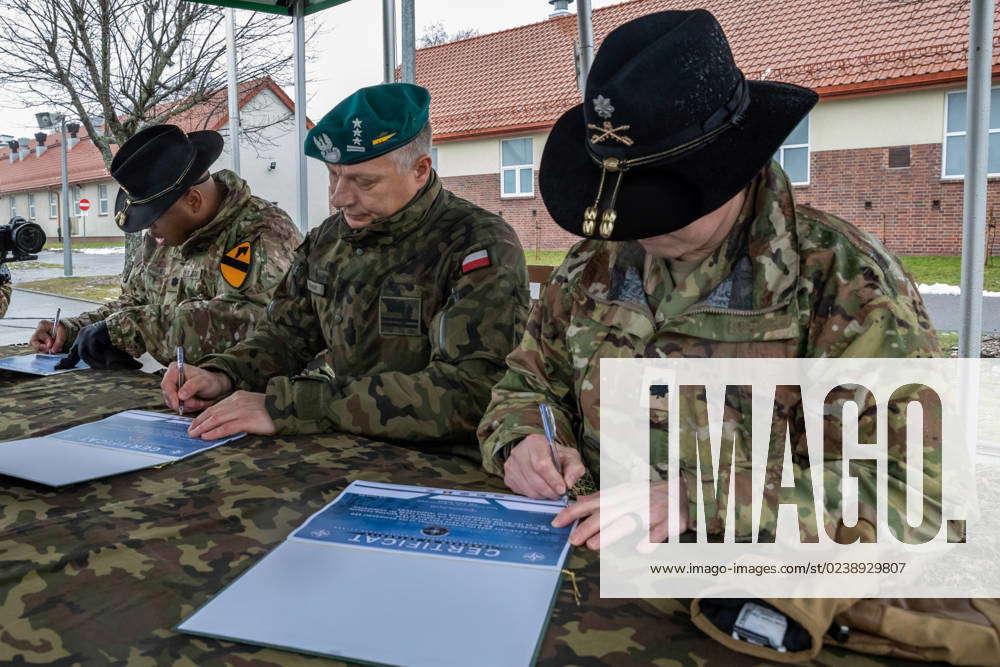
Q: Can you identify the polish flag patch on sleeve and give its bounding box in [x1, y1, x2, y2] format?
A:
[461, 249, 491, 274]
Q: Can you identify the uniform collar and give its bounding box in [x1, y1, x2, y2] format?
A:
[179, 169, 251, 257]
[339, 171, 442, 246]
[580, 161, 800, 317]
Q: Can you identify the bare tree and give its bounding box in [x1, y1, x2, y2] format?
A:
[419, 22, 478, 47]
[0, 0, 318, 271]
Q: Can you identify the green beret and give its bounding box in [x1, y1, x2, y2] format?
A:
[304, 83, 430, 165]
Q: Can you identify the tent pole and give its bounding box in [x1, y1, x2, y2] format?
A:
[293, 0, 309, 234]
[226, 7, 241, 175]
[958, 0, 994, 358]
[382, 0, 396, 83]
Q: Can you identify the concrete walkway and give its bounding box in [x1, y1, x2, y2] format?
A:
[7, 248, 124, 283]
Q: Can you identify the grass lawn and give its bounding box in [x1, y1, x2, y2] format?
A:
[17, 275, 121, 302]
[44, 240, 125, 251]
[8, 261, 63, 270]
[525, 250, 569, 266]
[898, 256, 1000, 291]
[524, 251, 1000, 290]
[936, 330, 959, 353]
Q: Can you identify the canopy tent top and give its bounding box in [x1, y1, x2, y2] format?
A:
[191, 0, 351, 16]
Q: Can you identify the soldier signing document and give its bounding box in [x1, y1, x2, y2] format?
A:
[162, 83, 529, 448]
[477, 10, 1000, 665]
[29, 124, 301, 369]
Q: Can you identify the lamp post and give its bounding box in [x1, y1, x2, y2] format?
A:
[35, 111, 73, 276]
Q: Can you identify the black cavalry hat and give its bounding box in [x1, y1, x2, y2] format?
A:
[539, 9, 818, 241]
[111, 125, 224, 233]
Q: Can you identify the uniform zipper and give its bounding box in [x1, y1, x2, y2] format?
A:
[439, 286, 460, 348]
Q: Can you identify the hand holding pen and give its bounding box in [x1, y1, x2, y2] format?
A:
[176, 346, 186, 415]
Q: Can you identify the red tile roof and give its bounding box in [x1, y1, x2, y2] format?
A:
[418, 0, 1000, 140]
[0, 77, 306, 195]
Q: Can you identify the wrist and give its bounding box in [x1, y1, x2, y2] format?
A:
[213, 371, 234, 395]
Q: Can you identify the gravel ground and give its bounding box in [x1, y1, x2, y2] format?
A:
[946, 334, 1000, 357]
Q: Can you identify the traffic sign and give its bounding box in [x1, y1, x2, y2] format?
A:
[78, 198, 91, 212]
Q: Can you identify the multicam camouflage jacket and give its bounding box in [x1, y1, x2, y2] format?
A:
[478, 161, 943, 542]
[201, 171, 529, 445]
[61, 170, 301, 366]
[0, 267, 10, 318]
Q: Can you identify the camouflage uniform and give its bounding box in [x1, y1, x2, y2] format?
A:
[480, 162, 939, 495]
[201, 171, 529, 445]
[476, 162, 971, 662]
[60, 170, 301, 366]
[0, 266, 10, 318]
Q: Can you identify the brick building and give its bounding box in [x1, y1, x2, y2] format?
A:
[407, 0, 1000, 256]
[0, 78, 328, 239]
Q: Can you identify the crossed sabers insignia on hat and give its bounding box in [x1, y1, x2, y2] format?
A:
[588, 121, 634, 147]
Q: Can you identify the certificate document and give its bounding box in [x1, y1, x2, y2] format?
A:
[178, 480, 574, 666]
[0, 410, 244, 486]
[0, 353, 90, 376]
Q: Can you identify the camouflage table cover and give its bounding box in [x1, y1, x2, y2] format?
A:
[0, 345, 923, 666]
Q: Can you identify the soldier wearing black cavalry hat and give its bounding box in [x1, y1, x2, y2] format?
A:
[30, 124, 301, 369]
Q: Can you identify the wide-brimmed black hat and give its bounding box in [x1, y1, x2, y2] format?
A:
[540, 9, 818, 242]
[112, 125, 224, 233]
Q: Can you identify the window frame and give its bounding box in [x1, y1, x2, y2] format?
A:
[500, 137, 534, 198]
[49, 191, 57, 219]
[9, 196, 16, 218]
[98, 183, 109, 215]
[74, 184, 83, 216]
[774, 115, 810, 186]
[941, 87, 1000, 180]
[27, 193, 35, 219]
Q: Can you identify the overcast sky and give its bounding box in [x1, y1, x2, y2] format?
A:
[0, 0, 624, 137]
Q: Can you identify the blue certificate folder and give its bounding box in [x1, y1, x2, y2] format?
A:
[177, 480, 574, 667]
[0, 410, 244, 486]
[0, 353, 90, 376]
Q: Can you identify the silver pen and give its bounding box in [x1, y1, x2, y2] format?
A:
[176, 346, 185, 416]
[51, 307, 61, 353]
[539, 403, 567, 501]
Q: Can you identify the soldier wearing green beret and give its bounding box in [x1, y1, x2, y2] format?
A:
[163, 83, 529, 449]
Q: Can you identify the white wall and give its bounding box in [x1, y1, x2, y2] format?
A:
[810, 87, 950, 152]
[215, 87, 330, 230]
[435, 131, 549, 178]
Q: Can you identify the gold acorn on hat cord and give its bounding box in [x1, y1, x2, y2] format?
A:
[599, 209, 617, 238]
[582, 207, 598, 236]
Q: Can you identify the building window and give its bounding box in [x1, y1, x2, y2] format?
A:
[74, 185, 83, 215]
[501, 137, 533, 196]
[49, 191, 57, 218]
[943, 88, 1000, 178]
[9, 196, 15, 218]
[27, 193, 35, 219]
[774, 115, 809, 185]
[431, 147, 438, 171]
[98, 183, 109, 215]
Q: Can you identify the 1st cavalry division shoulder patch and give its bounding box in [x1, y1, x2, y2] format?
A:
[220, 241, 253, 288]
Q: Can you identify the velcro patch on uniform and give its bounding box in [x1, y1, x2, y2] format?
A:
[379, 295, 422, 336]
[220, 241, 253, 288]
[306, 279, 326, 296]
[461, 249, 491, 274]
